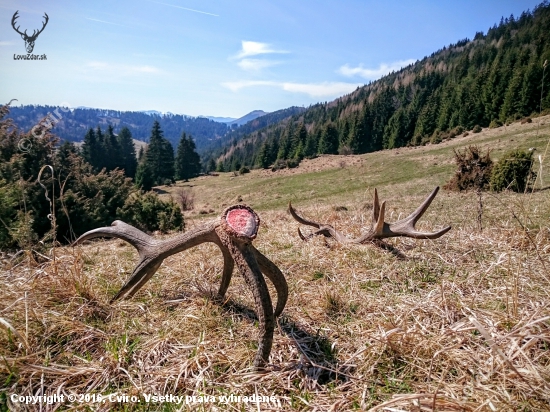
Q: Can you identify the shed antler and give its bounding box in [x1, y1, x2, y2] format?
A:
[73, 205, 287, 370]
[289, 186, 451, 245]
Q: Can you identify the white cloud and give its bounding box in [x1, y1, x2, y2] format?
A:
[235, 41, 287, 59]
[0, 41, 15, 46]
[338, 59, 416, 80]
[237, 58, 280, 72]
[221, 80, 362, 98]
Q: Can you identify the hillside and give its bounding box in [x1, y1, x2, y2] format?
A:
[215, 2, 550, 172]
[2, 117, 549, 411]
[7, 105, 229, 152]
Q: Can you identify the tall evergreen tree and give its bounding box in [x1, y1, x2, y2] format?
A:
[142, 121, 174, 186]
[118, 127, 137, 178]
[81, 128, 99, 169]
[174, 132, 201, 181]
[318, 123, 339, 154]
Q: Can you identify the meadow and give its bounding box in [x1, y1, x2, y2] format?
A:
[1, 118, 549, 411]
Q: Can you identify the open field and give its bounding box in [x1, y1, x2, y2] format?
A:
[1, 118, 550, 411]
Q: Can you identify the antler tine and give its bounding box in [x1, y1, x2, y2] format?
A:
[73, 220, 156, 255]
[73, 221, 220, 302]
[288, 202, 321, 228]
[385, 186, 452, 239]
[372, 188, 381, 225]
[34, 13, 49, 37]
[404, 186, 441, 226]
[11, 11, 24, 36]
[251, 246, 288, 317]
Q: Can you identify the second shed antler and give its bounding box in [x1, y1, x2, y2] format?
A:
[73, 205, 287, 370]
[289, 186, 451, 245]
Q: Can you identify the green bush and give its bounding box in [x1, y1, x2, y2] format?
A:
[489, 149, 536, 192]
[472, 125, 482, 133]
[489, 119, 502, 129]
[118, 191, 184, 233]
[239, 166, 250, 175]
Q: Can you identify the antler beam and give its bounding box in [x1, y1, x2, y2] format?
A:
[289, 186, 451, 245]
[73, 205, 288, 369]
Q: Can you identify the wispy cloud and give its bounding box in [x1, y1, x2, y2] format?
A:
[148, 0, 219, 16]
[85, 17, 129, 27]
[221, 80, 362, 98]
[237, 58, 280, 72]
[338, 59, 416, 80]
[0, 41, 14, 46]
[235, 41, 287, 59]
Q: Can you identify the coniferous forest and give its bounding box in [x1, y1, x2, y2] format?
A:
[214, 2, 550, 171]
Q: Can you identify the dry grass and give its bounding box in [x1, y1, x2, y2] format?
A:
[1, 119, 550, 411]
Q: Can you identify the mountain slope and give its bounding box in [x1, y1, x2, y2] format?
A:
[214, 2, 550, 171]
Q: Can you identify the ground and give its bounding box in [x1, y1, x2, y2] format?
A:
[1, 117, 549, 411]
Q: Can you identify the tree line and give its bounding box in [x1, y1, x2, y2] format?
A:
[80, 120, 201, 190]
[214, 1, 550, 172]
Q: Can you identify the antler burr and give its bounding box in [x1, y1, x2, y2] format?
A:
[73, 204, 288, 369]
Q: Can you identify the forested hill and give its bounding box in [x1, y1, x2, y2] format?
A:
[7, 105, 229, 152]
[215, 1, 550, 172]
[200, 106, 305, 166]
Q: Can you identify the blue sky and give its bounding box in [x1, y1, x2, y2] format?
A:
[0, 0, 542, 118]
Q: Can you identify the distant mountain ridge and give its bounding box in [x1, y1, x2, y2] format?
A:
[7, 105, 230, 152]
[229, 110, 268, 126]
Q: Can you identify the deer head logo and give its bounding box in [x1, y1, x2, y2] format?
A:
[11, 11, 49, 53]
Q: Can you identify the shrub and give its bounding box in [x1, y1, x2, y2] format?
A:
[489, 119, 502, 129]
[271, 159, 287, 171]
[286, 158, 300, 169]
[444, 146, 493, 191]
[472, 125, 482, 133]
[490, 149, 536, 192]
[239, 166, 250, 175]
[174, 187, 194, 211]
[520, 117, 533, 124]
[338, 146, 352, 155]
[118, 191, 184, 233]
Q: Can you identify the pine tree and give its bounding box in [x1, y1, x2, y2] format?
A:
[104, 124, 122, 171]
[207, 158, 216, 173]
[143, 121, 174, 185]
[135, 161, 154, 191]
[318, 123, 339, 154]
[81, 128, 99, 169]
[118, 127, 137, 178]
[175, 132, 201, 181]
[257, 141, 271, 169]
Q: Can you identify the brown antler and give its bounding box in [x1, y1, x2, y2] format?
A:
[289, 186, 451, 245]
[73, 205, 288, 369]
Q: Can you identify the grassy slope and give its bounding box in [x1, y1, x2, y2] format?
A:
[1, 118, 550, 411]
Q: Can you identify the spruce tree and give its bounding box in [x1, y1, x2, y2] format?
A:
[81, 128, 99, 169]
[318, 123, 339, 154]
[144, 121, 174, 185]
[175, 132, 201, 181]
[118, 127, 137, 178]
